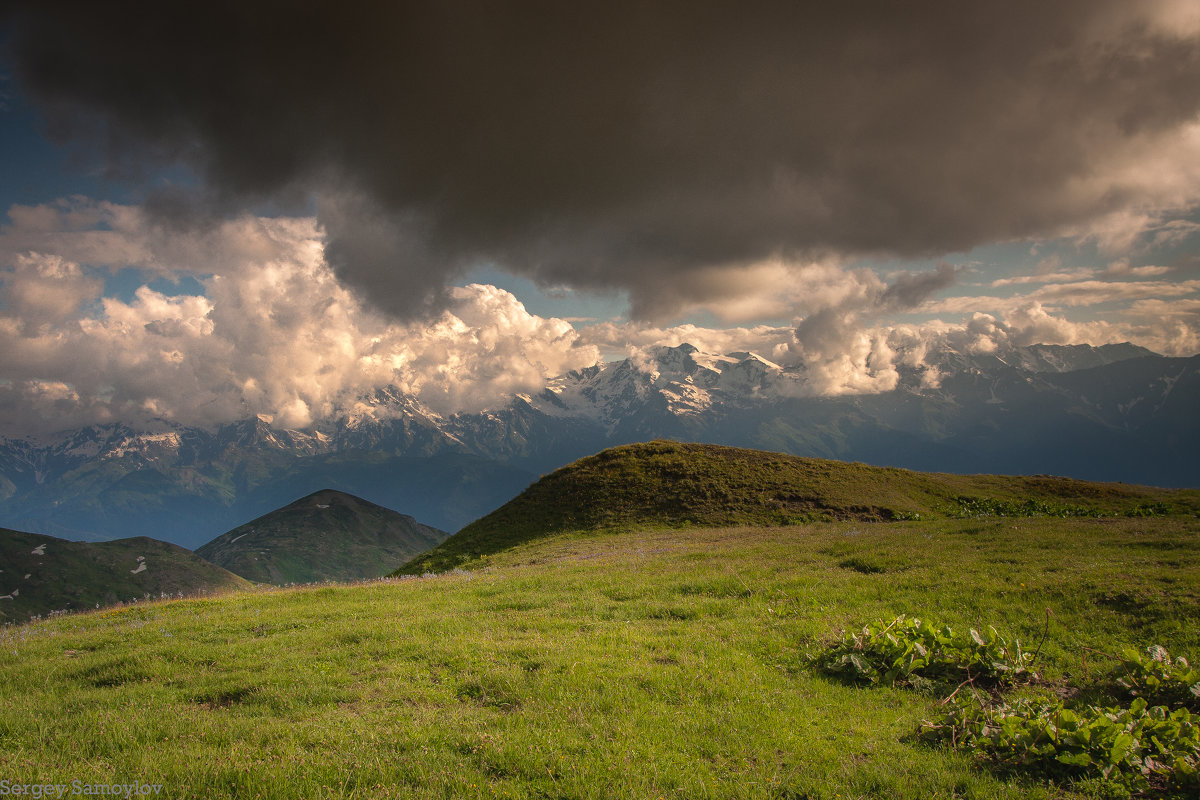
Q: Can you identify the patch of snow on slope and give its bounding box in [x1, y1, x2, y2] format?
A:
[690, 351, 741, 372]
[1118, 396, 1145, 414]
[659, 383, 715, 415]
[63, 441, 102, 458]
[102, 432, 182, 460]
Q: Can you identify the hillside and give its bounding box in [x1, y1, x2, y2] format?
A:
[196, 489, 449, 585]
[2, 511, 1198, 798]
[396, 440, 1200, 574]
[0, 528, 250, 622]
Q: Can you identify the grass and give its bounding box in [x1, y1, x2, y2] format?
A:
[2, 513, 1198, 798]
[395, 440, 1200, 575]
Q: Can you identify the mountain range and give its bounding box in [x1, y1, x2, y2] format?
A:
[0, 340, 1195, 547]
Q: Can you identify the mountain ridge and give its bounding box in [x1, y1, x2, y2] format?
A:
[0, 340, 1195, 547]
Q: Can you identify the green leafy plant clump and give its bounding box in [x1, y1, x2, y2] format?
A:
[922, 697, 1200, 796]
[1116, 645, 1200, 711]
[951, 496, 1098, 519]
[948, 497, 1176, 520]
[816, 617, 1200, 796]
[815, 614, 1037, 689]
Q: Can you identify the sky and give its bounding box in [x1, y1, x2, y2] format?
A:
[0, 1, 1198, 436]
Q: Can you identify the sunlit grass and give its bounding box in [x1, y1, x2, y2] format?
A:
[1, 515, 1197, 798]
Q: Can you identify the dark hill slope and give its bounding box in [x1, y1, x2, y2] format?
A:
[395, 440, 1200, 574]
[196, 489, 448, 585]
[0, 529, 250, 623]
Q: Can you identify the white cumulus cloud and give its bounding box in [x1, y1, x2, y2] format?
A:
[0, 202, 600, 434]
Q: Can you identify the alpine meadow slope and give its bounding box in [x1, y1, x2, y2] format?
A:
[1, 463, 1197, 799]
[395, 440, 1200, 575]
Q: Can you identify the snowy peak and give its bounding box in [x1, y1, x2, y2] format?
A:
[635, 344, 782, 385]
[344, 384, 446, 426]
[215, 417, 328, 454]
[534, 344, 791, 425]
[713, 353, 785, 395]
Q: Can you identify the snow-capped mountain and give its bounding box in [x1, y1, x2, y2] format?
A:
[533, 343, 786, 425]
[0, 341, 1194, 547]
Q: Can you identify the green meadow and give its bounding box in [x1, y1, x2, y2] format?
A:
[2, 513, 1198, 799]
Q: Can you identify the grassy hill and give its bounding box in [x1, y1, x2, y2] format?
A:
[3, 444, 1199, 797]
[395, 440, 1200, 574]
[0, 528, 251, 623]
[196, 489, 449, 585]
[2, 513, 1197, 798]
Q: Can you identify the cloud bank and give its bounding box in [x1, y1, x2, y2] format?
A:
[0, 201, 600, 434]
[4, 1, 1200, 319]
[0, 199, 1197, 435]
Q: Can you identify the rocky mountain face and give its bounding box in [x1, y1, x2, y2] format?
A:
[0, 341, 1195, 548]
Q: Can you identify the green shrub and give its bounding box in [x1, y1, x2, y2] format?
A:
[950, 496, 1096, 518]
[814, 615, 1036, 689]
[1115, 645, 1200, 711]
[821, 617, 1200, 795]
[921, 696, 1200, 796]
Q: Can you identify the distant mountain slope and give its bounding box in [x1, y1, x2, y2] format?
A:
[0, 529, 251, 623]
[395, 441, 1200, 575]
[196, 490, 449, 585]
[1007, 342, 1155, 373]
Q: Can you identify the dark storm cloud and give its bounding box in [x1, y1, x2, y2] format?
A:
[3, 1, 1199, 318]
[880, 262, 962, 311]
